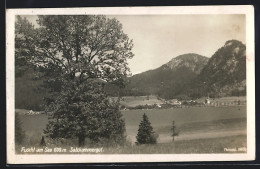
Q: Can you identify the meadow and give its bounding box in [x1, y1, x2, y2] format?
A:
[16, 105, 247, 154]
[123, 106, 246, 143]
[103, 135, 247, 154]
[119, 95, 164, 107]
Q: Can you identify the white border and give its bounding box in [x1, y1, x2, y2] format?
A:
[6, 5, 255, 164]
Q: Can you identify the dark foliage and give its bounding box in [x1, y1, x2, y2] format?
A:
[15, 114, 26, 145]
[15, 68, 48, 111]
[136, 113, 157, 145]
[43, 81, 126, 146]
[40, 136, 46, 146]
[16, 15, 133, 147]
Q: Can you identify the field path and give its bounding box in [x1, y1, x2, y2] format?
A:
[127, 129, 246, 143]
[158, 129, 247, 143]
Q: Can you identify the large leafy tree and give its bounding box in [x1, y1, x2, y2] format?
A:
[44, 81, 126, 147]
[15, 15, 134, 146]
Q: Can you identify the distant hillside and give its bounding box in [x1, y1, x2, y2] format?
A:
[183, 40, 246, 98]
[105, 53, 209, 98]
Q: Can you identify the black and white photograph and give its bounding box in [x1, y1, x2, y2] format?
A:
[6, 6, 255, 163]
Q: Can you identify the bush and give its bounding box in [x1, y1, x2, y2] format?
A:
[15, 114, 26, 146]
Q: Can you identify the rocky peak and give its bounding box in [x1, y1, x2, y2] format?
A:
[166, 53, 209, 74]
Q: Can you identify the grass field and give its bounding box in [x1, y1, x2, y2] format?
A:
[16, 105, 247, 153]
[16, 135, 247, 154]
[103, 135, 247, 154]
[122, 106, 246, 143]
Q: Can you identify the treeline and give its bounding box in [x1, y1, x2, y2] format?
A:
[16, 67, 246, 111]
[104, 81, 246, 100]
[15, 67, 48, 111]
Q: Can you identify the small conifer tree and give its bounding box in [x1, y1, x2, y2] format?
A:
[171, 120, 179, 142]
[136, 113, 157, 145]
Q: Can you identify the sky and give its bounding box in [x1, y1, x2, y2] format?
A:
[23, 15, 245, 75]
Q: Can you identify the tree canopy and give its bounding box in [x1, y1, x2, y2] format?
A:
[15, 15, 134, 83]
[15, 15, 134, 146]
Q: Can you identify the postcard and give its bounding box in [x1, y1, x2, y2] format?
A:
[6, 5, 255, 164]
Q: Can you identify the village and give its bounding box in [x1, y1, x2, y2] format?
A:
[117, 95, 247, 111]
[21, 95, 246, 116]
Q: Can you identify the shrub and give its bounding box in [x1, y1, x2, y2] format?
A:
[15, 114, 26, 145]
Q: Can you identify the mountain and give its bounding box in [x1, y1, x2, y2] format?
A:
[105, 53, 209, 98]
[15, 40, 246, 110]
[166, 53, 209, 74]
[107, 40, 247, 99]
[183, 40, 246, 98]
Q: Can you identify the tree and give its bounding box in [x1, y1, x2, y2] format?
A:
[136, 113, 157, 145]
[15, 15, 134, 147]
[40, 136, 46, 146]
[171, 120, 179, 142]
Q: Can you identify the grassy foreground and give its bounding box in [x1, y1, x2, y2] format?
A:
[16, 106, 247, 154]
[103, 135, 246, 154]
[16, 135, 246, 154]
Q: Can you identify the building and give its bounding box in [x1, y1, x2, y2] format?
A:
[168, 99, 182, 105]
[205, 97, 211, 104]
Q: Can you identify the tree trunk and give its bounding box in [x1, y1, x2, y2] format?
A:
[40, 136, 46, 146]
[78, 135, 85, 147]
